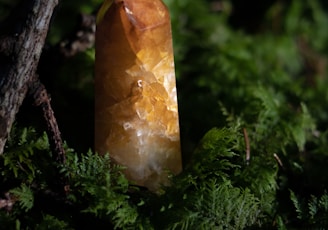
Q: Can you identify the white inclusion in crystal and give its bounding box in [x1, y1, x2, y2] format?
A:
[163, 72, 178, 102]
[123, 122, 133, 130]
[136, 129, 150, 147]
[137, 80, 143, 87]
[124, 6, 133, 15]
[136, 108, 147, 120]
[136, 129, 143, 137]
[148, 151, 162, 172]
[170, 87, 178, 104]
[167, 134, 179, 141]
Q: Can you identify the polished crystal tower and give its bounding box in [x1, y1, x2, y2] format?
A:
[95, 0, 182, 191]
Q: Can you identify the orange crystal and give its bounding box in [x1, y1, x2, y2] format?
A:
[95, 0, 182, 191]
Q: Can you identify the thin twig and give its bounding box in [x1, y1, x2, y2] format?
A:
[273, 153, 284, 168]
[29, 77, 66, 164]
[243, 128, 250, 164]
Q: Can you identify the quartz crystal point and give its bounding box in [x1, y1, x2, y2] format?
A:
[95, 0, 182, 191]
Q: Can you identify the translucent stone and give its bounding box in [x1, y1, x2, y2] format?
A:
[95, 0, 182, 191]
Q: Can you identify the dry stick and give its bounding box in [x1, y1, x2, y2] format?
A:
[0, 193, 16, 211]
[243, 128, 250, 164]
[29, 77, 66, 164]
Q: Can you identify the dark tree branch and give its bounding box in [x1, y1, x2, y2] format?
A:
[0, 0, 59, 154]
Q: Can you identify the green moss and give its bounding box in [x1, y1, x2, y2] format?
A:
[2, 0, 328, 229]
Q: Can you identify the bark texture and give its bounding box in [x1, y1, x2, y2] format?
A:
[0, 0, 59, 154]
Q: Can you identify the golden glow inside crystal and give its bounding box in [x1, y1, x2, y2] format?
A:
[95, 0, 182, 191]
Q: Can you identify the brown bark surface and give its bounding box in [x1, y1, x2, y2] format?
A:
[0, 0, 59, 154]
